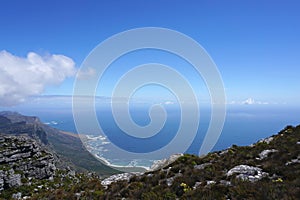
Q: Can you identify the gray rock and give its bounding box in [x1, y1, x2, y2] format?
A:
[193, 181, 201, 190]
[12, 192, 22, 199]
[206, 180, 216, 185]
[219, 149, 229, 155]
[194, 163, 211, 170]
[257, 149, 278, 160]
[220, 180, 231, 186]
[0, 175, 4, 191]
[258, 136, 274, 144]
[101, 172, 143, 186]
[6, 172, 22, 187]
[165, 173, 182, 187]
[285, 155, 300, 165]
[0, 134, 58, 190]
[227, 165, 268, 182]
[149, 154, 183, 171]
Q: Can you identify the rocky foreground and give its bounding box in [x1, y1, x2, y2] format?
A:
[0, 134, 56, 192]
[0, 111, 118, 176]
[0, 115, 299, 199]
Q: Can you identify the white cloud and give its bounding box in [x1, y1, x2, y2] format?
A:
[227, 98, 271, 105]
[76, 67, 96, 80]
[164, 101, 175, 105]
[242, 98, 255, 105]
[0, 50, 76, 106]
[242, 98, 270, 105]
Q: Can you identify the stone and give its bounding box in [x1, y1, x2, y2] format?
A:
[194, 163, 211, 170]
[6, 173, 22, 187]
[149, 154, 183, 171]
[258, 136, 274, 144]
[101, 172, 143, 186]
[11, 192, 22, 199]
[193, 181, 201, 190]
[227, 165, 268, 182]
[0, 177, 4, 191]
[0, 134, 58, 190]
[220, 180, 231, 186]
[165, 173, 182, 187]
[257, 149, 278, 160]
[285, 155, 300, 165]
[206, 180, 216, 185]
[219, 149, 229, 155]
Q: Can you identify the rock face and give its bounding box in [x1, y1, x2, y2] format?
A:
[257, 149, 278, 160]
[194, 163, 211, 170]
[0, 111, 118, 176]
[0, 134, 56, 192]
[149, 153, 183, 171]
[227, 165, 269, 182]
[285, 155, 300, 165]
[258, 136, 274, 144]
[101, 172, 142, 186]
[0, 113, 48, 144]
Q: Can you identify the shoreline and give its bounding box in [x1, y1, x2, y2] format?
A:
[93, 153, 150, 173]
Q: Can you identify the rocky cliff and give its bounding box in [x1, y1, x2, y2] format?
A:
[0, 133, 100, 200]
[0, 112, 118, 176]
[0, 134, 56, 194]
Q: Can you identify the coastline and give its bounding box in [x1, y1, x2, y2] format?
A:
[93, 153, 149, 173]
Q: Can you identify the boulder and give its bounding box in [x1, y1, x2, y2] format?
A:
[227, 165, 268, 182]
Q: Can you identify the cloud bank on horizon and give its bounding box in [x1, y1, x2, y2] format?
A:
[0, 50, 76, 106]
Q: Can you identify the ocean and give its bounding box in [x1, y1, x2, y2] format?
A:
[26, 104, 300, 170]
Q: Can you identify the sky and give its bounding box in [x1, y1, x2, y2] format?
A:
[0, 0, 300, 108]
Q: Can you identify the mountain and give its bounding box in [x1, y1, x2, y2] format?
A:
[0, 112, 48, 145]
[0, 133, 104, 200]
[0, 112, 299, 199]
[0, 134, 57, 193]
[98, 125, 300, 199]
[0, 111, 119, 176]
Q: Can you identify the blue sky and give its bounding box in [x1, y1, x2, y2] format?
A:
[0, 0, 300, 107]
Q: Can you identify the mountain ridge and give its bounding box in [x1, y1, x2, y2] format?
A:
[0, 111, 119, 176]
[0, 112, 299, 199]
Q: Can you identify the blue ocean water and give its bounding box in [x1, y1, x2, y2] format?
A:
[27, 104, 300, 168]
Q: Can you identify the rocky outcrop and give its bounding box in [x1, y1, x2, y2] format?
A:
[194, 162, 211, 170]
[285, 155, 300, 166]
[257, 149, 278, 160]
[149, 153, 183, 171]
[257, 136, 274, 144]
[101, 172, 142, 186]
[0, 111, 118, 176]
[226, 165, 269, 182]
[165, 172, 182, 186]
[0, 134, 56, 192]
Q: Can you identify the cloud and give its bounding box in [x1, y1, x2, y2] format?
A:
[227, 98, 270, 105]
[0, 50, 76, 106]
[242, 98, 255, 105]
[164, 101, 175, 105]
[76, 67, 96, 80]
[242, 98, 270, 105]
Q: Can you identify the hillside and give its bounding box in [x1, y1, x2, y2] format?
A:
[0, 115, 299, 199]
[98, 124, 300, 199]
[0, 112, 118, 176]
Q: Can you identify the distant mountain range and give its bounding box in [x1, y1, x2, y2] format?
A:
[0, 111, 299, 199]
